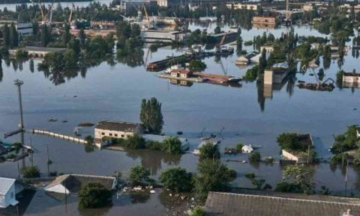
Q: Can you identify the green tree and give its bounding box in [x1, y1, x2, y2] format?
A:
[194, 160, 236, 199]
[79, 183, 112, 208]
[248, 151, 261, 163]
[129, 165, 151, 186]
[160, 167, 193, 192]
[199, 142, 220, 160]
[63, 49, 77, 68]
[189, 60, 207, 72]
[10, 23, 18, 48]
[41, 25, 50, 47]
[283, 164, 315, 194]
[78, 29, 86, 47]
[29, 59, 34, 73]
[140, 98, 164, 134]
[63, 24, 71, 47]
[331, 125, 360, 154]
[125, 134, 146, 149]
[161, 137, 183, 154]
[21, 166, 40, 178]
[68, 38, 81, 56]
[3, 24, 10, 48]
[32, 21, 39, 36]
[277, 133, 300, 151]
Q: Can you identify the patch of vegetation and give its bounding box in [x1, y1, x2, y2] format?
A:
[22, 166, 40, 178]
[160, 167, 193, 193]
[199, 142, 220, 161]
[79, 183, 112, 209]
[140, 97, 164, 134]
[189, 60, 207, 72]
[129, 165, 153, 186]
[248, 152, 261, 163]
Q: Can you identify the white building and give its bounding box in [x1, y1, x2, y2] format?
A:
[0, 178, 18, 208]
[342, 72, 360, 87]
[16, 22, 33, 36]
[141, 30, 188, 43]
[94, 121, 145, 148]
[45, 174, 117, 194]
[226, 3, 259, 11]
[242, 145, 254, 154]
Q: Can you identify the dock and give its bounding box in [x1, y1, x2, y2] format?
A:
[31, 129, 87, 144]
[193, 72, 241, 84]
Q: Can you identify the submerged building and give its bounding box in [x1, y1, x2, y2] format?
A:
[342, 72, 360, 87]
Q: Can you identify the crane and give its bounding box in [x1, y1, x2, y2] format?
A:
[216, 33, 227, 53]
[39, 2, 46, 24]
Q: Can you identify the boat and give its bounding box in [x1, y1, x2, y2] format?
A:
[228, 77, 242, 82]
[201, 133, 216, 140]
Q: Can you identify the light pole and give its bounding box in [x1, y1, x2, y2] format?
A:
[14, 79, 26, 169]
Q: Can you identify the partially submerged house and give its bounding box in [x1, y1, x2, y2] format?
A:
[45, 174, 117, 194]
[342, 72, 360, 88]
[264, 66, 289, 85]
[281, 134, 314, 164]
[94, 121, 145, 148]
[0, 178, 18, 208]
[205, 191, 360, 216]
[170, 69, 193, 78]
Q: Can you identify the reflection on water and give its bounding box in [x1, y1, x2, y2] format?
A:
[126, 150, 181, 175]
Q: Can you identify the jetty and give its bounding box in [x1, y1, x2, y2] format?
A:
[31, 129, 87, 144]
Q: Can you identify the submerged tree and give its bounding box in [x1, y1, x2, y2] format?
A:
[79, 183, 112, 208]
[160, 167, 193, 193]
[282, 164, 315, 194]
[140, 97, 164, 134]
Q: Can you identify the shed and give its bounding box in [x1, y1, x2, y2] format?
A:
[0, 178, 18, 208]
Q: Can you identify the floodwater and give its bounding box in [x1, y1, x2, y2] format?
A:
[0, 22, 360, 214]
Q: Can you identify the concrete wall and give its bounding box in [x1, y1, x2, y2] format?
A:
[264, 70, 274, 85]
[0, 184, 16, 208]
[252, 17, 276, 25]
[282, 150, 299, 162]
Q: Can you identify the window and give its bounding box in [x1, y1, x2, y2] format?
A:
[115, 134, 118, 137]
[102, 132, 105, 135]
[121, 135, 124, 138]
[109, 133, 113, 136]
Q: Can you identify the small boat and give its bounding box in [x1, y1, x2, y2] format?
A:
[74, 127, 82, 136]
[49, 118, 57, 122]
[228, 77, 242, 82]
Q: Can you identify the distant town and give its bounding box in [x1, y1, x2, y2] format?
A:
[0, 0, 360, 215]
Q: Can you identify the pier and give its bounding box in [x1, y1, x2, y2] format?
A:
[31, 129, 87, 144]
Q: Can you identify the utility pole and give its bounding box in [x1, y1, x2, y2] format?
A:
[14, 79, 26, 169]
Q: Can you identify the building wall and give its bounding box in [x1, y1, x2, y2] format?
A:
[343, 75, 360, 84]
[0, 184, 16, 208]
[227, 3, 258, 11]
[264, 70, 273, 85]
[260, 46, 274, 53]
[252, 17, 276, 25]
[282, 150, 299, 162]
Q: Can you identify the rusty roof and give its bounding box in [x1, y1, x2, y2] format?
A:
[95, 121, 142, 132]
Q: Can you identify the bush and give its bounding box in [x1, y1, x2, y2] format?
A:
[22, 166, 40, 178]
[79, 183, 112, 208]
[245, 173, 256, 179]
[129, 165, 151, 186]
[189, 60, 207, 72]
[236, 143, 243, 152]
[160, 167, 193, 193]
[146, 140, 162, 150]
[161, 137, 183, 154]
[85, 135, 94, 145]
[275, 182, 302, 193]
[199, 143, 220, 160]
[243, 65, 258, 81]
[244, 41, 253, 46]
[187, 206, 206, 216]
[125, 135, 146, 149]
[277, 133, 303, 151]
[248, 152, 261, 163]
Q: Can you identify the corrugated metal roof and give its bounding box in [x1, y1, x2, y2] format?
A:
[0, 177, 16, 196]
[205, 192, 360, 216]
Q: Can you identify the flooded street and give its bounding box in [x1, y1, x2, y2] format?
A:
[0, 22, 360, 215]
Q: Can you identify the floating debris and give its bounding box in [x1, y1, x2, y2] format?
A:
[62, 120, 68, 123]
[49, 118, 57, 122]
[298, 82, 335, 91]
[224, 147, 241, 155]
[177, 131, 183, 135]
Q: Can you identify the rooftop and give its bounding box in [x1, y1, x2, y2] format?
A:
[95, 121, 142, 132]
[45, 174, 116, 193]
[205, 192, 360, 216]
[0, 177, 16, 196]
